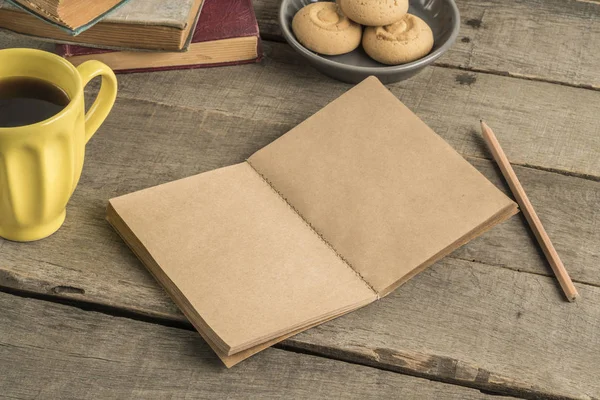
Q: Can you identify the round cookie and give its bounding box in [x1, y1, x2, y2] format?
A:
[292, 2, 362, 56]
[337, 0, 409, 26]
[362, 14, 434, 65]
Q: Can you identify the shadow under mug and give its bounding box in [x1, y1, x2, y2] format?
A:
[0, 48, 117, 242]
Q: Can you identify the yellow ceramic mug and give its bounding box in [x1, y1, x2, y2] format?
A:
[0, 48, 117, 242]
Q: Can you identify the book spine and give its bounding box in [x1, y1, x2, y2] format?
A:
[56, 43, 71, 57]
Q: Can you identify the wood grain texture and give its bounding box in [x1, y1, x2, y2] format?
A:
[0, 292, 517, 400]
[450, 160, 600, 289]
[0, 88, 596, 397]
[440, 0, 600, 89]
[2, 33, 599, 178]
[111, 42, 600, 178]
[0, 12, 599, 400]
[0, 91, 596, 301]
[0, 29, 55, 50]
[284, 257, 600, 399]
[253, 0, 600, 88]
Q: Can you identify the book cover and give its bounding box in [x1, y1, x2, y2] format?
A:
[57, 0, 262, 73]
[107, 77, 518, 366]
[5, 0, 130, 35]
[0, 0, 202, 51]
[2, 0, 194, 28]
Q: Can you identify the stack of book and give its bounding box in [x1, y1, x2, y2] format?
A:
[0, 0, 262, 72]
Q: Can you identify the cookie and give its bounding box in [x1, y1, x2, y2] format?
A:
[292, 2, 362, 56]
[337, 0, 409, 26]
[362, 14, 434, 65]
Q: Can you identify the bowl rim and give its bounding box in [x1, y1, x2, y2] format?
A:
[278, 0, 461, 74]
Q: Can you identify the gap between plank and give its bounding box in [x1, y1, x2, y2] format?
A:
[276, 341, 574, 400]
[429, 62, 600, 93]
[448, 255, 600, 290]
[0, 286, 533, 399]
[0, 285, 191, 330]
[110, 82, 600, 185]
[467, 154, 600, 183]
[259, 37, 600, 93]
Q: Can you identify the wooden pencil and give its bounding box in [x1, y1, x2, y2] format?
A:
[480, 121, 579, 302]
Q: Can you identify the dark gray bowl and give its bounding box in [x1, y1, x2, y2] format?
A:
[279, 0, 460, 83]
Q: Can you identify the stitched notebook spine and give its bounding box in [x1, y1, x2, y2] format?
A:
[246, 160, 380, 299]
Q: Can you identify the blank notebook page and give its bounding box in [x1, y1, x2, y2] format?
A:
[109, 162, 376, 354]
[248, 77, 516, 296]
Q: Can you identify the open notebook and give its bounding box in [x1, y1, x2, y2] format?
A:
[107, 77, 518, 367]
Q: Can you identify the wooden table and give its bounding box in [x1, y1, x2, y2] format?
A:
[1, 0, 599, 398]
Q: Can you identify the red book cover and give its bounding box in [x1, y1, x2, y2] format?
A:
[57, 0, 262, 72]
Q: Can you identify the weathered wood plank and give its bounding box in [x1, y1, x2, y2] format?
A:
[283, 257, 600, 399]
[253, 0, 600, 88]
[3, 260, 600, 398]
[1, 20, 599, 400]
[439, 0, 600, 89]
[0, 93, 597, 301]
[452, 160, 600, 289]
[0, 30, 54, 51]
[0, 95, 598, 398]
[110, 42, 600, 179]
[2, 30, 600, 178]
[0, 292, 518, 400]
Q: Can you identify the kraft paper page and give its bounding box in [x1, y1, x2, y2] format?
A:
[108, 162, 376, 356]
[248, 77, 517, 296]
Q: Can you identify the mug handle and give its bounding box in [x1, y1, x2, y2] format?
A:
[76, 61, 118, 144]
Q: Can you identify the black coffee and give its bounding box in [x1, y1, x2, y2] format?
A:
[0, 76, 70, 128]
